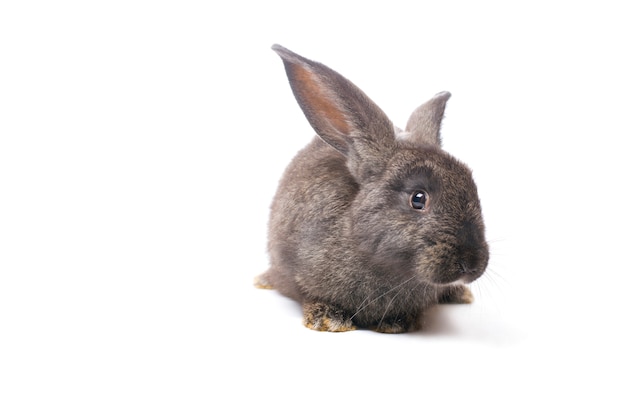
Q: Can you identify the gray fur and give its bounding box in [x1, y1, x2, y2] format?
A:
[257, 45, 489, 333]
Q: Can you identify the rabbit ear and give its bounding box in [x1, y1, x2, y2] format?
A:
[272, 44, 395, 156]
[404, 91, 451, 147]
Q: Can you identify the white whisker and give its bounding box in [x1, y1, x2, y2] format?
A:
[376, 288, 406, 331]
[350, 275, 416, 320]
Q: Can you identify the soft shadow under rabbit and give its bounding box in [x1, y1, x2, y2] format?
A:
[256, 45, 489, 333]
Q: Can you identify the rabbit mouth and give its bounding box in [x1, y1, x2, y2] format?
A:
[458, 273, 481, 285]
[456, 261, 485, 283]
[431, 275, 475, 287]
[429, 261, 485, 286]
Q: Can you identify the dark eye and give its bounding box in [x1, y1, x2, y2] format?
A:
[410, 190, 429, 210]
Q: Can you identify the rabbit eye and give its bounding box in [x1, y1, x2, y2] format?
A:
[410, 190, 429, 210]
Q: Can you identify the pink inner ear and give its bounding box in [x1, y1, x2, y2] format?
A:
[292, 64, 351, 136]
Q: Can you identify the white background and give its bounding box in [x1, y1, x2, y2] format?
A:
[1, 1, 625, 414]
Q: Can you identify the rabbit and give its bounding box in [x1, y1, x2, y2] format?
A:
[255, 44, 489, 333]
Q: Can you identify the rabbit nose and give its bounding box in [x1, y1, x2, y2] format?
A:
[458, 261, 478, 275]
[456, 243, 488, 282]
[456, 260, 481, 284]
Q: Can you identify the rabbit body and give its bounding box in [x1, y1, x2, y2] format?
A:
[257, 45, 489, 333]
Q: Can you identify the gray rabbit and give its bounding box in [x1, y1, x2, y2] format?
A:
[256, 45, 489, 333]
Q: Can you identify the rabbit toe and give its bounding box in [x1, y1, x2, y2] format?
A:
[302, 301, 357, 332]
[373, 316, 422, 333]
[438, 285, 474, 304]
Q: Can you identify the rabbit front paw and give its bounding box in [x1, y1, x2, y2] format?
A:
[372, 315, 422, 333]
[438, 285, 474, 304]
[302, 301, 357, 332]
